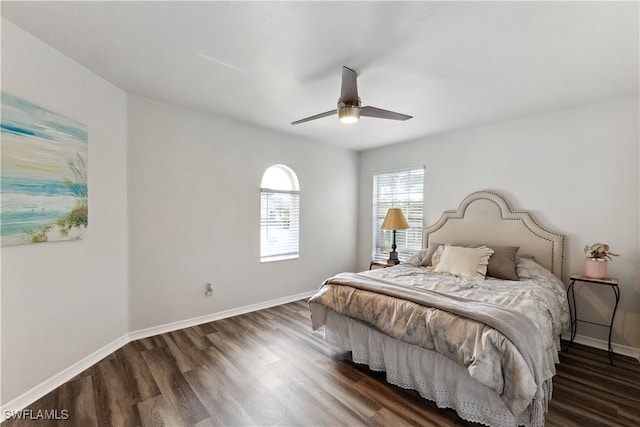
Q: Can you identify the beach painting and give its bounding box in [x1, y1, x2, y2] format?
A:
[1, 93, 88, 246]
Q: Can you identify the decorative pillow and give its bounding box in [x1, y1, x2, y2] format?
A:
[430, 244, 446, 269]
[405, 249, 430, 267]
[485, 245, 519, 280]
[434, 245, 495, 279]
[456, 244, 520, 280]
[423, 242, 444, 266]
[405, 243, 444, 267]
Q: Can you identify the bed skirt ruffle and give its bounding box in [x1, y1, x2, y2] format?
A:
[324, 310, 552, 427]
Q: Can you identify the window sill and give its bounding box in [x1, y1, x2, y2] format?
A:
[260, 255, 299, 263]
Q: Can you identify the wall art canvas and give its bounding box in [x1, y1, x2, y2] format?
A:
[1, 93, 88, 246]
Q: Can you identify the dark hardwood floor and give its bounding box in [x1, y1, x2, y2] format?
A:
[3, 300, 639, 426]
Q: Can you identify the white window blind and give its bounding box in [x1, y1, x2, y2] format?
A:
[260, 165, 300, 262]
[372, 167, 424, 263]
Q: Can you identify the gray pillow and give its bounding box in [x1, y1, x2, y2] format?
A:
[405, 242, 444, 267]
[485, 245, 520, 280]
[405, 249, 430, 267]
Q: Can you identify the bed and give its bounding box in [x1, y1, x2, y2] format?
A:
[309, 191, 570, 427]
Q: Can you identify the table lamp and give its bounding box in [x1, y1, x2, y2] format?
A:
[381, 208, 409, 265]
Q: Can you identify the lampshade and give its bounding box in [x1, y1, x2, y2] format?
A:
[381, 208, 409, 230]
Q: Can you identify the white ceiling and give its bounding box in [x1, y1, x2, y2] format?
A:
[2, 1, 638, 151]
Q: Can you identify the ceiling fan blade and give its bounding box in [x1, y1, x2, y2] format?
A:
[361, 106, 413, 121]
[340, 66, 359, 102]
[291, 109, 337, 125]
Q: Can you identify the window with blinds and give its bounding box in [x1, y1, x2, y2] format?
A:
[372, 167, 424, 263]
[260, 165, 300, 262]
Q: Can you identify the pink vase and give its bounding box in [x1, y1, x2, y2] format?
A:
[585, 258, 607, 279]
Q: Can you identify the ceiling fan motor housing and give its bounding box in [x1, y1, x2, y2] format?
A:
[338, 99, 361, 121]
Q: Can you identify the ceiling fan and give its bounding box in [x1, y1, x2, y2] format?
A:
[291, 66, 413, 125]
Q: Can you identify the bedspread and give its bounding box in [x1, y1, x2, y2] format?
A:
[308, 258, 569, 425]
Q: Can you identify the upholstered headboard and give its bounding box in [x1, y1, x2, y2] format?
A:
[423, 191, 565, 279]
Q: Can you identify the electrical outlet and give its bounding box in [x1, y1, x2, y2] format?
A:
[205, 283, 213, 296]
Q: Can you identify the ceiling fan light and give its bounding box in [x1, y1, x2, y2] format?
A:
[339, 115, 359, 124]
[338, 106, 360, 124]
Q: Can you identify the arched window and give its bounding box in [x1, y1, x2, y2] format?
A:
[260, 165, 300, 262]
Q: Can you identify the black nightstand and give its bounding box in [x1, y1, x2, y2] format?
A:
[566, 274, 620, 365]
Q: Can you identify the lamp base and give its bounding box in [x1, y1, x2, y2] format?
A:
[387, 250, 400, 265]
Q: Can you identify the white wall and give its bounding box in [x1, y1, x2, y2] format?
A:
[127, 95, 358, 331]
[358, 96, 639, 349]
[1, 19, 129, 404]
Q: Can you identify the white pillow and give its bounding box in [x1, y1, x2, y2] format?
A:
[434, 245, 495, 279]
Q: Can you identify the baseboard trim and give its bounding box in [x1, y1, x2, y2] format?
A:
[0, 334, 129, 422]
[1, 290, 317, 421]
[562, 332, 640, 360]
[128, 290, 317, 341]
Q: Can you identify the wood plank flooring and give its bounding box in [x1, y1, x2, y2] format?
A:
[3, 300, 639, 426]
